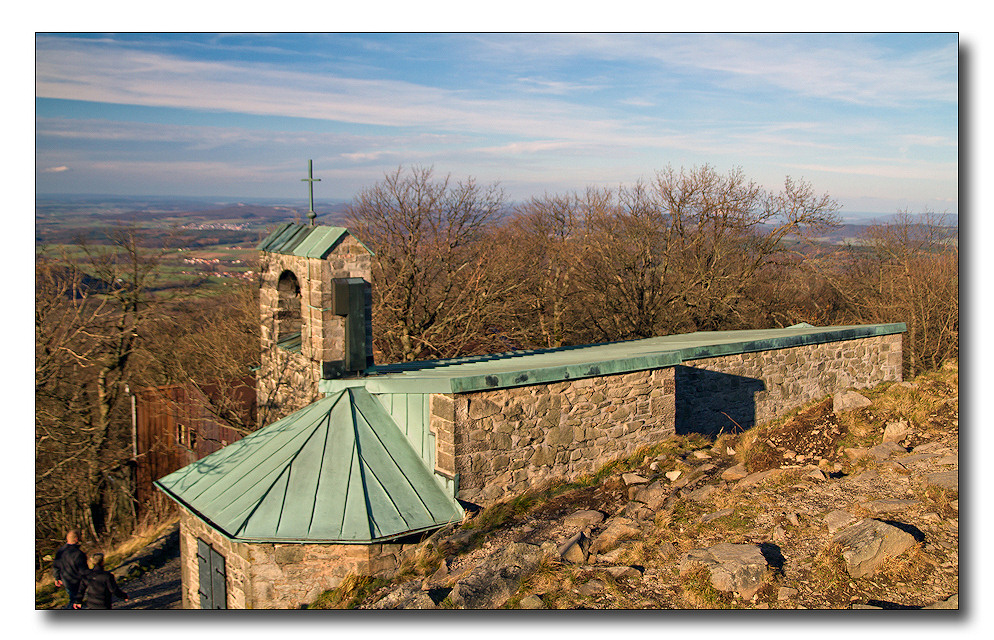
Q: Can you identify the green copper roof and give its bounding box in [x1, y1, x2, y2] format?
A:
[257, 223, 372, 259]
[154, 387, 463, 543]
[321, 323, 906, 395]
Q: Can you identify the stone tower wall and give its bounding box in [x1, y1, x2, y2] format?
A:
[258, 234, 371, 424]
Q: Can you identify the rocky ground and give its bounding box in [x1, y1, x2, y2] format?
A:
[327, 361, 959, 610]
[39, 362, 959, 611]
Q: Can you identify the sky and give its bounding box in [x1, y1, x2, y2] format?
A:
[35, 32, 959, 219]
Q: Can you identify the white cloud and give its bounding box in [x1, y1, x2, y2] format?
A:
[896, 134, 958, 148]
[30, 36, 706, 151]
[470, 34, 957, 107]
[339, 151, 398, 162]
[42, 165, 69, 173]
[37, 37, 584, 137]
[33, 33, 957, 208]
[474, 140, 582, 155]
[786, 161, 958, 182]
[515, 76, 605, 95]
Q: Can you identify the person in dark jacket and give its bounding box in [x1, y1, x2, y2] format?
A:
[52, 529, 89, 608]
[74, 554, 128, 610]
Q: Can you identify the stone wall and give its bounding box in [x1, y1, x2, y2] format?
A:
[257, 347, 322, 423]
[442, 333, 902, 507]
[678, 334, 903, 435]
[179, 511, 413, 609]
[434, 368, 677, 506]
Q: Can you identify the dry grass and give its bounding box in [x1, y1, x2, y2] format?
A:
[915, 484, 959, 519]
[308, 573, 389, 609]
[101, 517, 180, 572]
[809, 542, 855, 599]
[507, 557, 581, 609]
[771, 468, 805, 486]
[620, 539, 659, 566]
[835, 410, 880, 448]
[875, 543, 936, 584]
[679, 563, 735, 609]
[396, 541, 445, 580]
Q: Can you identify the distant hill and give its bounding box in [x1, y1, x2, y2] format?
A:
[36, 195, 957, 249]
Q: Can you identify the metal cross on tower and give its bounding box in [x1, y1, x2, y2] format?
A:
[301, 159, 321, 225]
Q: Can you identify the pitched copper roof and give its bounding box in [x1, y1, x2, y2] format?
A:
[154, 387, 463, 543]
[257, 223, 372, 258]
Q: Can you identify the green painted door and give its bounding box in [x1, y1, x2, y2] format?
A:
[196, 539, 227, 609]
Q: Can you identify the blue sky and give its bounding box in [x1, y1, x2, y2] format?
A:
[35, 32, 958, 217]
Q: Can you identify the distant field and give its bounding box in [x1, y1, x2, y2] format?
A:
[35, 196, 350, 248]
[35, 196, 354, 293]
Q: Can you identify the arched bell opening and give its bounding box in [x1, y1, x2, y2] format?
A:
[276, 270, 302, 344]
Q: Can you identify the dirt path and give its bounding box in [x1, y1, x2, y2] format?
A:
[109, 524, 183, 610]
[116, 554, 182, 609]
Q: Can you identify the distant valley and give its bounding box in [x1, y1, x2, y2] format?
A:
[35, 195, 957, 295]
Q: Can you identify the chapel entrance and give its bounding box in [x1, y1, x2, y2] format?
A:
[196, 539, 227, 609]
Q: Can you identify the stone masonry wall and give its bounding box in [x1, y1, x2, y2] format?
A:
[678, 334, 903, 435]
[179, 510, 413, 609]
[440, 334, 902, 507]
[179, 510, 254, 609]
[432, 368, 677, 506]
[257, 347, 322, 423]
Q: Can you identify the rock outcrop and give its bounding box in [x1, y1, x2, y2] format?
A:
[354, 377, 958, 610]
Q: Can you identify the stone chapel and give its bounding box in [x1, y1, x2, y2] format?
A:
[155, 221, 905, 609]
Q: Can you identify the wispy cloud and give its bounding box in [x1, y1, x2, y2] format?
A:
[475, 140, 584, 155]
[33, 33, 958, 212]
[37, 37, 589, 137]
[469, 33, 957, 107]
[338, 151, 399, 163]
[514, 77, 605, 95]
[41, 165, 69, 173]
[787, 161, 958, 182]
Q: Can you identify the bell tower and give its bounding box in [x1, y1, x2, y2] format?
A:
[255, 164, 373, 422]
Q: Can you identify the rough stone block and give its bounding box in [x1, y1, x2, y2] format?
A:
[832, 518, 916, 578]
[833, 390, 872, 413]
[430, 394, 455, 423]
[679, 543, 770, 599]
[468, 397, 502, 420]
[274, 546, 304, 565]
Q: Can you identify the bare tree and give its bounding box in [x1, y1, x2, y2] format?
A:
[346, 166, 521, 362]
[36, 226, 173, 548]
[572, 166, 840, 341]
[836, 211, 958, 376]
[505, 191, 590, 348]
[134, 279, 260, 436]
